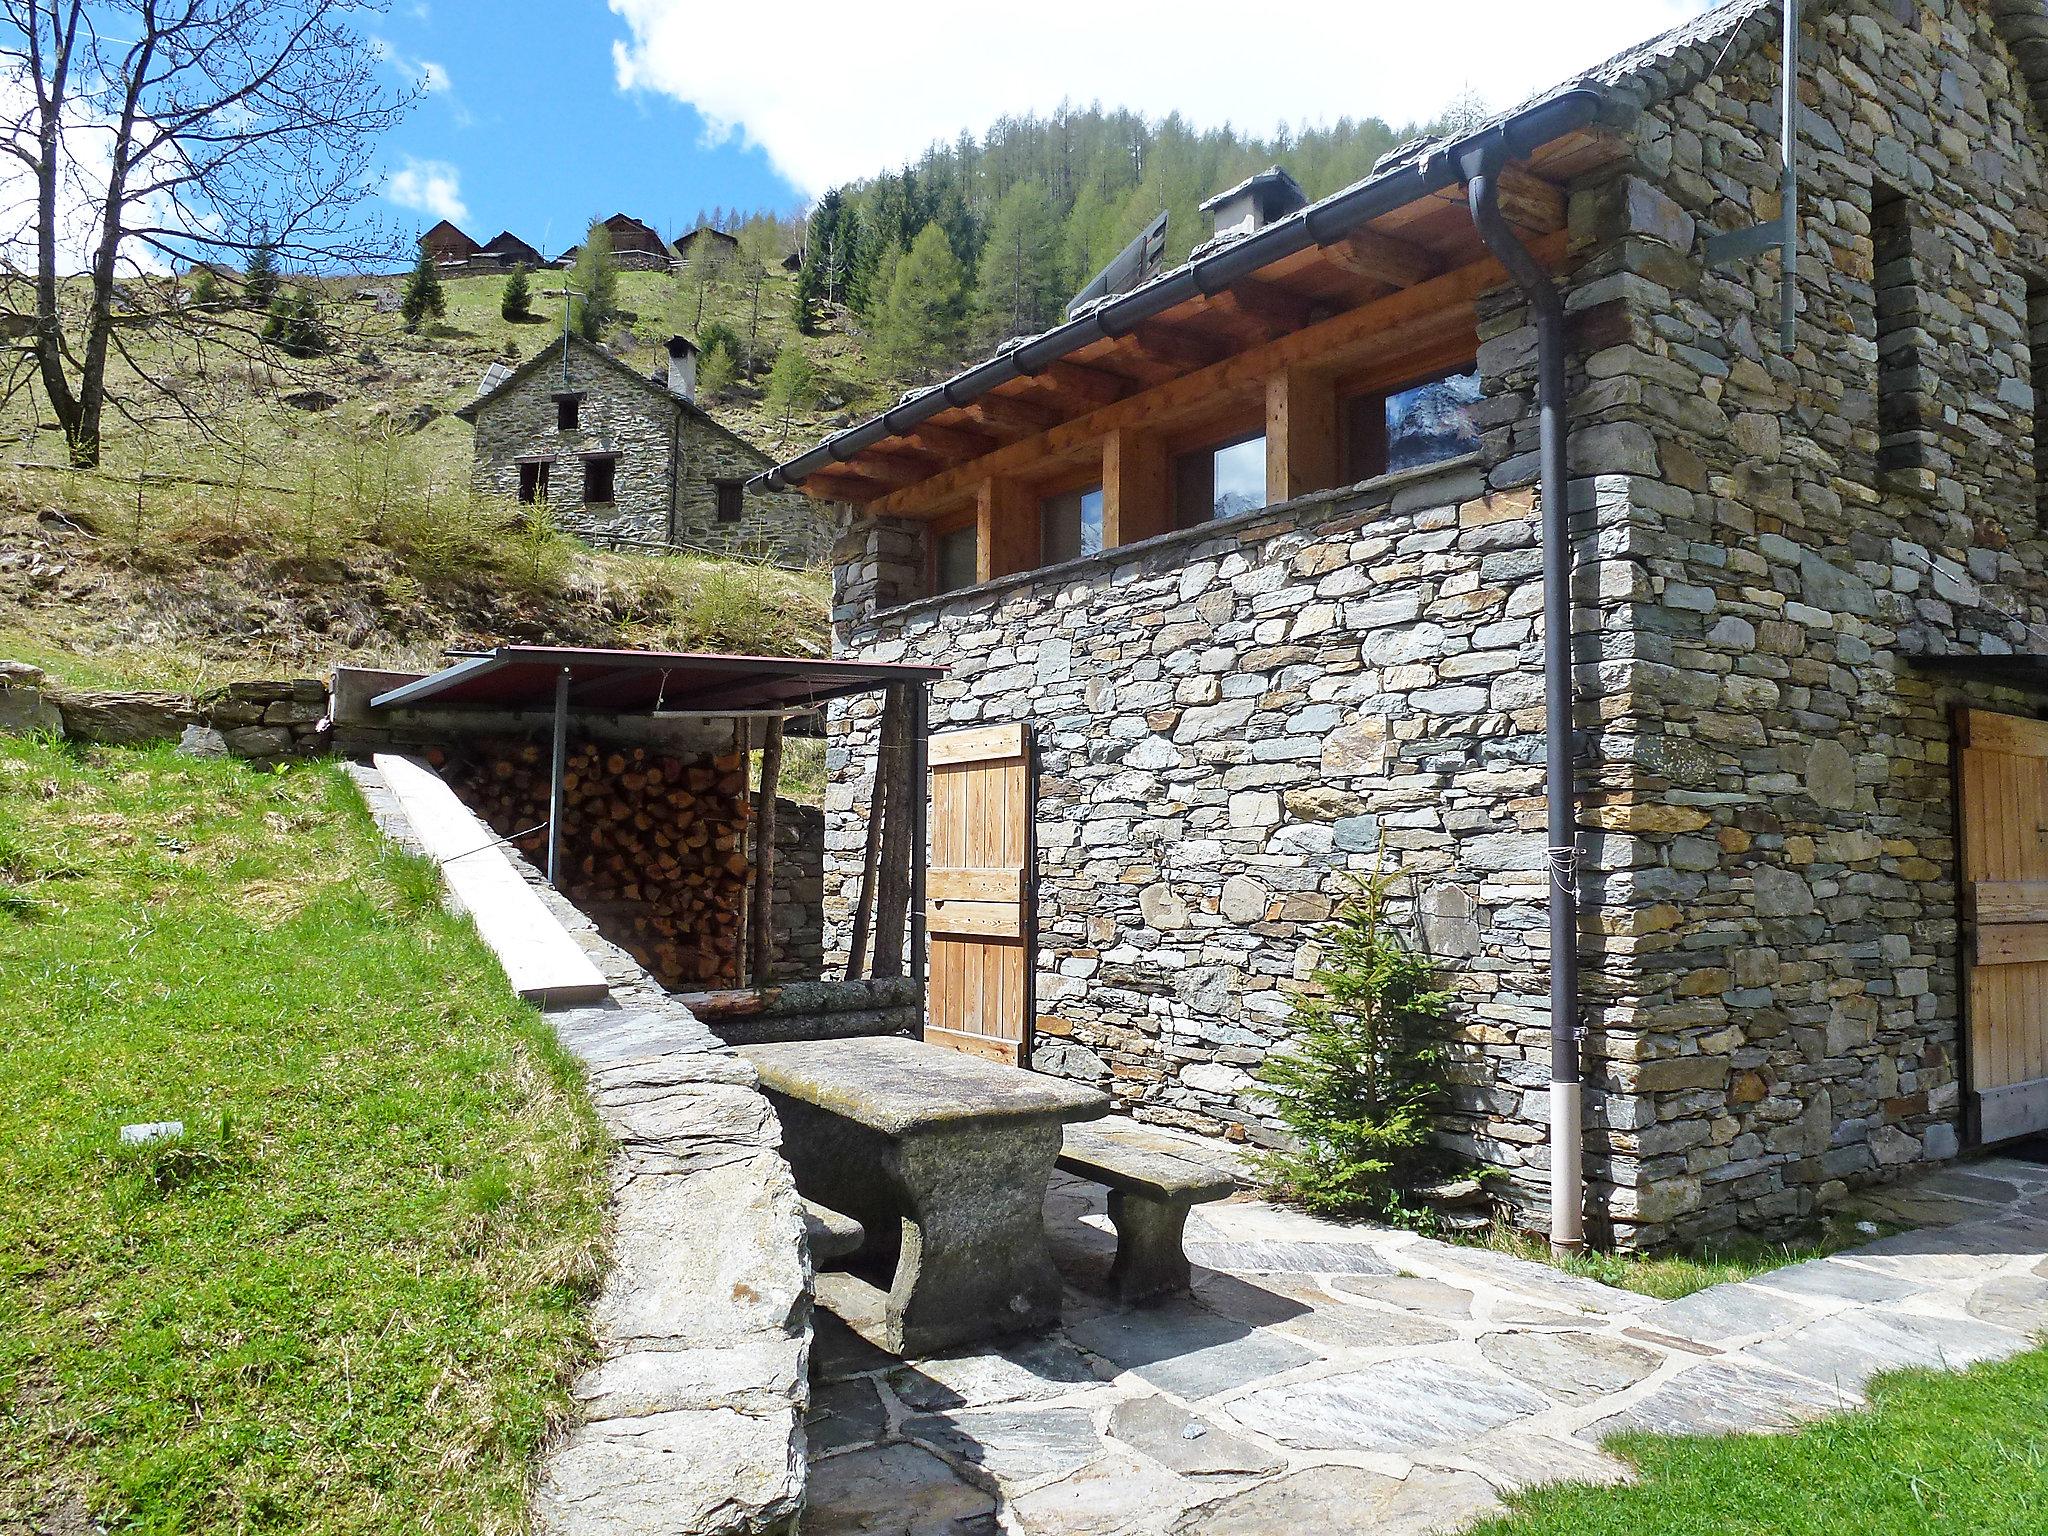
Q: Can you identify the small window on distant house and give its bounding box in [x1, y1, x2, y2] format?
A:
[933, 522, 979, 595]
[1343, 367, 1482, 483]
[582, 453, 617, 505]
[517, 459, 550, 504]
[1871, 183, 1924, 478]
[1172, 433, 1265, 529]
[553, 391, 584, 430]
[1040, 485, 1104, 564]
[714, 479, 745, 523]
[2030, 280, 2048, 524]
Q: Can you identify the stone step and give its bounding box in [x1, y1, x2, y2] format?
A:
[803, 1199, 866, 1262]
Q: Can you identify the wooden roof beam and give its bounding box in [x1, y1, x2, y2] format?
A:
[1025, 357, 1133, 409]
[1216, 279, 1316, 335]
[963, 391, 1065, 435]
[1323, 227, 1443, 290]
[1495, 164, 1567, 235]
[1124, 322, 1230, 372]
[851, 450, 937, 488]
[807, 465, 892, 503]
[904, 419, 1000, 462]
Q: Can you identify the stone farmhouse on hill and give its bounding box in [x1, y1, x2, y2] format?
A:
[458, 333, 826, 564]
[754, 0, 2048, 1249]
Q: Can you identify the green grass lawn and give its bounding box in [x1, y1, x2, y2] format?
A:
[1468, 1213, 1893, 1300]
[0, 737, 607, 1533]
[1474, 1345, 2048, 1535]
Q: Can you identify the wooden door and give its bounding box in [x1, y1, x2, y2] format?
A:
[1958, 708, 2048, 1142]
[925, 722, 1034, 1065]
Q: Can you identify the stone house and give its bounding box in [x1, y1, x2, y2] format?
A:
[601, 212, 677, 271]
[755, 0, 2048, 1249]
[457, 333, 827, 564]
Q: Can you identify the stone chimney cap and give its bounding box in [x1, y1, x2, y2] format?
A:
[664, 334, 699, 357]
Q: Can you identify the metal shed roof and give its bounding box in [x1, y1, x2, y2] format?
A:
[369, 645, 944, 716]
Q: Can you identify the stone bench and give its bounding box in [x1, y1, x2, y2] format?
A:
[802, 1199, 866, 1264]
[1057, 1123, 1240, 1302]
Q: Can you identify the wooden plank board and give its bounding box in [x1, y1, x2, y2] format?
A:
[928, 866, 1024, 903]
[1966, 880, 2048, 923]
[925, 1022, 1023, 1066]
[1976, 1075, 2048, 1144]
[1975, 923, 2048, 966]
[1960, 709, 2048, 757]
[927, 897, 1025, 938]
[929, 722, 1026, 766]
[373, 754, 610, 1008]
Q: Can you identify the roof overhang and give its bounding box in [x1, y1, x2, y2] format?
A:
[369, 645, 945, 717]
[750, 85, 1611, 498]
[1903, 652, 2048, 691]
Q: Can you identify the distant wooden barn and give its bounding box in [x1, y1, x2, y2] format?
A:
[672, 226, 740, 264]
[478, 230, 542, 268]
[601, 214, 674, 269]
[418, 219, 480, 264]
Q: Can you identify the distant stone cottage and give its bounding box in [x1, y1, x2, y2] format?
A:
[456, 333, 826, 564]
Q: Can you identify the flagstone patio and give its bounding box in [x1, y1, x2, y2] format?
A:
[801, 1140, 2048, 1535]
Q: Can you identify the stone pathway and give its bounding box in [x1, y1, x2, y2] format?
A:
[803, 1141, 2048, 1535]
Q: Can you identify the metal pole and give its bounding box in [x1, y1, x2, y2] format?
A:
[1779, 0, 1801, 349]
[547, 666, 569, 888]
[1464, 140, 1584, 1253]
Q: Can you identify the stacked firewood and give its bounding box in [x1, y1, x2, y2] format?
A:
[431, 739, 752, 989]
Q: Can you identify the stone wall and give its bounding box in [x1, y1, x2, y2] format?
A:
[826, 463, 1638, 1230]
[0, 665, 331, 769]
[771, 801, 825, 983]
[822, 0, 2048, 1248]
[467, 346, 828, 566]
[1544, 0, 2048, 1245]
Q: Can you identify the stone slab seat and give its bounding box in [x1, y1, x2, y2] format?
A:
[803, 1199, 866, 1264]
[1057, 1122, 1240, 1303]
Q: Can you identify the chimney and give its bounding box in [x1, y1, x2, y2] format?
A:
[665, 335, 698, 402]
[1199, 166, 1309, 242]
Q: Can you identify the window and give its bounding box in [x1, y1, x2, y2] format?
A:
[2032, 281, 2048, 523]
[714, 479, 745, 523]
[1871, 184, 1924, 476]
[1040, 485, 1104, 564]
[933, 522, 979, 595]
[582, 453, 617, 504]
[1343, 368, 1482, 483]
[1172, 433, 1266, 529]
[516, 459, 551, 504]
[553, 391, 584, 430]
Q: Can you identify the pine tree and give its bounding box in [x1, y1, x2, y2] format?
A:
[1253, 861, 1453, 1219]
[189, 266, 223, 313]
[262, 285, 330, 358]
[684, 234, 727, 329]
[697, 339, 738, 400]
[242, 243, 280, 311]
[572, 221, 620, 341]
[763, 342, 820, 445]
[500, 265, 533, 322]
[790, 259, 824, 336]
[736, 221, 779, 347]
[875, 222, 966, 380]
[399, 246, 446, 332]
[973, 181, 1063, 347]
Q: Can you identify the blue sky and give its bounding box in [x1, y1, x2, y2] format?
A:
[373, 1, 1719, 250]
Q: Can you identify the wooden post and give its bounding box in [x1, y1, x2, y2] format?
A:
[1103, 425, 1170, 546]
[848, 687, 902, 979]
[871, 686, 913, 979]
[1266, 365, 1340, 505]
[750, 716, 784, 988]
[546, 666, 569, 888]
[976, 475, 1037, 582]
[909, 685, 929, 1007]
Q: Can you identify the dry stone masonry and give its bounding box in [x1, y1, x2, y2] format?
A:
[825, 0, 2048, 1248]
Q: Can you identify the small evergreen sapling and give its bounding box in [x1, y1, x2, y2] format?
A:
[500, 265, 533, 322]
[400, 247, 446, 332]
[241, 242, 280, 311]
[1254, 862, 1453, 1219]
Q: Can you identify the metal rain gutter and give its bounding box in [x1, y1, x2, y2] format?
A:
[750, 85, 1611, 494]
[1460, 134, 1585, 1254]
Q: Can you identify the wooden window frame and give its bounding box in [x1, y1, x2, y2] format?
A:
[516, 456, 553, 505]
[713, 477, 745, 523]
[928, 510, 979, 597]
[552, 390, 585, 430]
[1171, 426, 1267, 531]
[1337, 360, 1481, 484]
[581, 452, 618, 506]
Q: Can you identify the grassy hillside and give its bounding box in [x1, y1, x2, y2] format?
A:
[0, 739, 606, 1533]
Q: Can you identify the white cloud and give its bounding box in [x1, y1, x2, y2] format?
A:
[608, 0, 1719, 196]
[369, 35, 453, 94]
[386, 156, 468, 223]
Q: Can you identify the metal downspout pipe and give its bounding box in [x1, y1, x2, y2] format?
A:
[1461, 141, 1584, 1253]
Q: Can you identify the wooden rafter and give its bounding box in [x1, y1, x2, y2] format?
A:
[1214, 279, 1315, 335]
[1125, 322, 1230, 371]
[1323, 226, 1443, 289]
[904, 420, 999, 462]
[1025, 358, 1131, 409]
[852, 237, 1560, 519]
[1495, 164, 1567, 234]
[963, 391, 1064, 435]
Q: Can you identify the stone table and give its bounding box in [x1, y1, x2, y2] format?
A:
[740, 1037, 1108, 1356]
